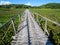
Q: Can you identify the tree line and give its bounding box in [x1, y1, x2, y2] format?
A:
[0, 4, 31, 8]
[0, 3, 60, 9]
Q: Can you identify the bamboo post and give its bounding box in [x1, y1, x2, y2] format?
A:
[45, 20, 49, 35]
[33, 14, 34, 18]
[18, 14, 20, 22]
[11, 20, 16, 35]
[20, 14, 21, 22]
[37, 15, 39, 23]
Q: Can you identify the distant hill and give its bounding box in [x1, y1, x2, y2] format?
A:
[0, 4, 31, 8]
[0, 3, 60, 9]
[39, 3, 60, 9]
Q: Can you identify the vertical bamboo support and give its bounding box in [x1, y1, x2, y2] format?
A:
[11, 20, 16, 35]
[36, 15, 38, 22]
[33, 14, 34, 18]
[18, 14, 20, 22]
[45, 20, 47, 31]
[45, 20, 49, 35]
[20, 14, 21, 22]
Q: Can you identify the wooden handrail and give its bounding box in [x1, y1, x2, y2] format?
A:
[0, 14, 21, 42]
[0, 15, 18, 29]
[32, 12, 60, 36]
[35, 13, 60, 26]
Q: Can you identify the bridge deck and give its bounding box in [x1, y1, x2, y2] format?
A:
[11, 9, 53, 45]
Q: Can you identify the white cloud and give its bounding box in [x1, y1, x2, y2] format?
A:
[0, 1, 11, 5]
[25, 2, 31, 6]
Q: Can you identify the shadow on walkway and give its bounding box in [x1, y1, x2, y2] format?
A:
[46, 30, 54, 45]
[17, 24, 27, 33]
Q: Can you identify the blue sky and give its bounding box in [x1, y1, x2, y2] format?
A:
[0, 0, 60, 6]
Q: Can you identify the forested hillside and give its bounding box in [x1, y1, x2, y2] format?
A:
[39, 3, 60, 9]
[0, 4, 31, 8]
[31, 3, 60, 9]
[0, 3, 60, 9]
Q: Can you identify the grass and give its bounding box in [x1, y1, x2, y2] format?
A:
[0, 8, 25, 45]
[30, 8, 60, 45]
[0, 8, 24, 26]
[31, 9, 60, 23]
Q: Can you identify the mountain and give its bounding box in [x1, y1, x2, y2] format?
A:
[39, 3, 60, 9]
[0, 4, 31, 8]
[0, 3, 60, 9]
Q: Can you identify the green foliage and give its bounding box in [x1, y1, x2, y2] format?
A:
[0, 8, 24, 45]
[0, 4, 31, 8]
[0, 8, 24, 25]
[31, 3, 60, 9]
[31, 9, 60, 23]
[40, 3, 60, 9]
[30, 9, 60, 45]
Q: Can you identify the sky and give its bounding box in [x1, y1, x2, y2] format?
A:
[0, 0, 60, 6]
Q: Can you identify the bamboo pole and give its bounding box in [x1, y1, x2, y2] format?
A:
[11, 20, 16, 35]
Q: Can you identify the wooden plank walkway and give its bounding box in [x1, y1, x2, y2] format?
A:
[11, 9, 53, 45]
